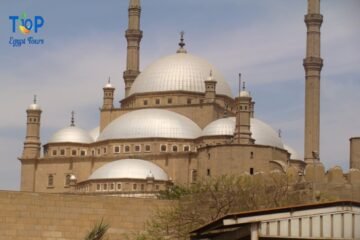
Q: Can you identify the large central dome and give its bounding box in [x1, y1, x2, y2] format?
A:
[129, 52, 232, 97]
[98, 108, 202, 141]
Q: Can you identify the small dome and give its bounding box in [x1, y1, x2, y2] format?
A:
[129, 53, 232, 97]
[98, 109, 202, 141]
[89, 126, 100, 141]
[28, 103, 41, 110]
[284, 144, 301, 160]
[239, 90, 250, 97]
[104, 82, 113, 88]
[88, 159, 169, 181]
[49, 126, 94, 144]
[202, 117, 284, 148]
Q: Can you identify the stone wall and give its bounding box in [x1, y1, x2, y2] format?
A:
[0, 191, 170, 240]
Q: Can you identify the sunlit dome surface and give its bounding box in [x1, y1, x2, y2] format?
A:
[202, 117, 284, 149]
[129, 52, 232, 97]
[49, 126, 94, 144]
[89, 126, 100, 141]
[88, 159, 169, 181]
[98, 109, 202, 141]
[284, 144, 301, 160]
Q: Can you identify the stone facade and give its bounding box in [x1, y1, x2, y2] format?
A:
[18, 0, 360, 201]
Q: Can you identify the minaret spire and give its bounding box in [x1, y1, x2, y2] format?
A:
[304, 0, 323, 163]
[70, 111, 75, 127]
[123, 0, 143, 97]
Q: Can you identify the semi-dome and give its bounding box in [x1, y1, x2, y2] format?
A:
[89, 126, 100, 141]
[202, 117, 284, 149]
[49, 126, 94, 144]
[284, 144, 301, 160]
[88, 159, 169, 181]
[129, 52, 232, 97]
[98, 109, 202, 141]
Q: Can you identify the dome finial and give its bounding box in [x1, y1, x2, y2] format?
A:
[242, 81, 246, 91]
[70, 111, 75, 127]
[108, 76, 111, 84]
[176, 31, 187, 54]
[278, 129, 282, 138]
[33, 95, 37, 104]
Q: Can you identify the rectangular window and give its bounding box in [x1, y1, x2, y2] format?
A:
[60, 149, 65, 156]
[183, 146, 190, 152]
[96, 184, 101, 191]
[103, 183, 107, 191]
[172, 145, 178, 152]
[71, 150, 77, 156]
[91, 150, 95, 156]
[141, 184, 145, 191]
[187, 98, 192, 104]
[207, 169, 211, 176]
[110, 183, 114, 191]
[134, 145, 141, 152]
[155, 185, 159, 190]
[97, 149, 101, 155]
[155, 99, 160, 105]
[80, 150, 86, 156]
[117, 183, 122, 190]
[114, 146, 120, 153]
[167, 98, 172, 104]
[250, 168, 254, 175]
[52, 150, 57, 156]
[145, 145, 151, 152]
[133, 183, 137, 191]
[125, 145, 130, 153]
[143, 100, 148, 105]
[103, 147, 107, 154]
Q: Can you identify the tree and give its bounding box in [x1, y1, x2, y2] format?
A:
[84, 219, 109, 240]
[131, 172, 312, 240]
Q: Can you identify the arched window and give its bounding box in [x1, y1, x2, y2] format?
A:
[160, 145, 167, 152]
[172, 145, 178, 152]
[65, 174, 71, 186]
[48, 174, 54, 187]
[191, 170, 198, 183]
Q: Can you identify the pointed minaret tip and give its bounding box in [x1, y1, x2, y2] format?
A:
[33, 94, 37, 104]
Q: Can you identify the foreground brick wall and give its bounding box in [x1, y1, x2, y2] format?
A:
[0, 191, 170, 240]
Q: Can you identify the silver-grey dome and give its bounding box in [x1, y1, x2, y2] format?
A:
[129, 52, 232, 97]
[202, 117, 284, 149]
[49, 126, 94, 144]
[98, 109, 202, 141]
[284, 144, 301, 160]
[88, 159, 169, 181]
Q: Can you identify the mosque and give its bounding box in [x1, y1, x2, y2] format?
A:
[19, 0, 360, 199]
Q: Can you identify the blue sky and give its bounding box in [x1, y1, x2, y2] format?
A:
[0, 0, 359, 190]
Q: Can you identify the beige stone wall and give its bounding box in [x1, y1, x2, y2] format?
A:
[0, 191, 170, 240]
[350, 137, 360, 169]
[195, 144, 289, 178]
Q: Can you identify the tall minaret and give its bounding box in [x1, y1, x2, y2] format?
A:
[234, 76, 253, 145]
[22, 95, 42, 159]
[123, 0, 142, 97]
[304, 0, 323, 163]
